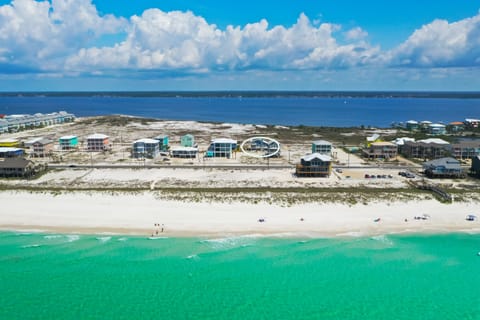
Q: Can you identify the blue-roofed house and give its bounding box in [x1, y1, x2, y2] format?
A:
[423, 157, 464, 178]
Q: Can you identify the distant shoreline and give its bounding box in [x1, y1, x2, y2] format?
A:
[1, 91, 480, 99]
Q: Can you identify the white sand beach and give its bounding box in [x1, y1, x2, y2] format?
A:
[1, 191, 479, 237]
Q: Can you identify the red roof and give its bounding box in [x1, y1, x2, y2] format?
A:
[449, 121, 464, 125]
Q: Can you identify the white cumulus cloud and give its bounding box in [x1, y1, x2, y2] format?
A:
[0, 0, 126, 72]
[65, 10, 380, 74]
[388, 12, 480, 67]
[1, 0, 480, 82]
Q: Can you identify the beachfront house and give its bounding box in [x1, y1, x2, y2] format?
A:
[59, 135, 78, 150]
[0, 147, 24, 158]
[471, 156, 480, 177]
[419, 121, 432, 132]
[422, 157, 464, 178]
[401, 139, 451, 160]
[247, 138, 280, 157]
[312, 140, 332, 155]
[427, 123, 447, 135]
[0, 157, 43, 178]
[181, 134, 196, 148]
[450, 140, 480, 160]
[205, 138, 237, 158]
[132, 138, 160, 158]
[362, 142, 397, 160]
[406, 120, 419, 131]
[2, 111, 75, 132]
[32, 138, 54, 157]
[465, 118, 480, 129]
[171, 147, 198, 158]
[392, 137, 415, 147]
[154, 135, 169, 152]
[295, 153, 332, 177]
[87, 134, 110, 151]
[447, 122, 465, 133]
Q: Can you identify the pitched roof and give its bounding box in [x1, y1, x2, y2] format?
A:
[423, 157, 461, 169]
[418, 138, 450, 145]
[0, 147, 23, 152]
[87, 133, 108, 139]
[33, 138, 53, 145]
[59, 135, 77, 140]
[133, 138, 159, 144]
[366, 134, 380, 142]
[0, 157, 32, 169]
[301, 153, 332, 162]
[211, 138, 237, 144]
[428, 123, 446, 128]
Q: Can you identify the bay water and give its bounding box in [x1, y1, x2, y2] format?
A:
[1, 95, 480, 127]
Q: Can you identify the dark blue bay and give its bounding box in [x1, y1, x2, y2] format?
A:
[1, 95, 479, 127]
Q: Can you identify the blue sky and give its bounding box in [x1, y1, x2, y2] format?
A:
[0, 0, 479, 91]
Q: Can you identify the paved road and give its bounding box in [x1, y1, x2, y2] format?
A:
[47, 163, 422, 170]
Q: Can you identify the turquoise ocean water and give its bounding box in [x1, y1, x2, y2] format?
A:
[1, 231, 480, 319]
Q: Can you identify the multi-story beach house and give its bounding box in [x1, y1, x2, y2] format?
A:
[205, 138, 237, 158]
[447, 122, 465, 133]
[0, 157, 42, 178]
[312, 140, 332, 155]
[419, 120, 433, 132]
[32, 138, 54, 157]
[406, 120, 419, 131]
[154, 135, 169, 152]
[362, 142, 397, 160]
[450, 140, 480, 160]
[295, 153, 332, 177]
[400, 138, 450, 160]
[0, 147, 24, 158]
[181, 134, 195, 148]
[427, 123, 447, 135]
[465, 118, 480, 129]
[171, 147, 198, 158]
[59, 135, 78, 150]
[422, 157, 463, 178]
[132, 138, 160, 158]
[1, 111, 75, 133]
[246, 138, 280, 157]
[87, 134, 110, 151]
